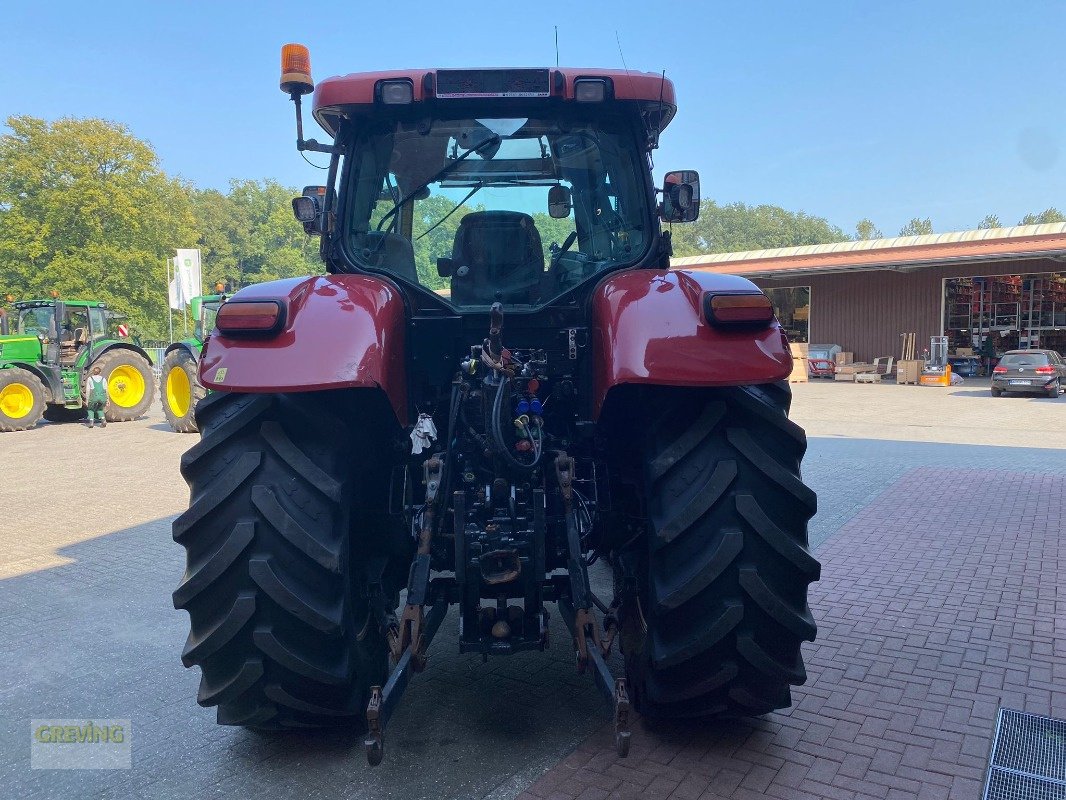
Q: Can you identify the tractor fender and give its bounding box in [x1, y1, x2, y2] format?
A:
[198, 274, 407, 424]
[4, 362, 59, 403]
[164, 341, 200, 361]
[590, 269, 792, 418]
[89, 341, 156, 368]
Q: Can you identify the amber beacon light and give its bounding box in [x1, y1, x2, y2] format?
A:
[280, 43, 314, 95]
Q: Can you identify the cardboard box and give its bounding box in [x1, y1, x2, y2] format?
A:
[955, 347, 974, 356]
[834, 372, 856, 382]
[834, 352, 854, 365]
[896, 360, 923, 384]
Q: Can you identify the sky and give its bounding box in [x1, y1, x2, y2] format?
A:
[3, 0, 1065, 238]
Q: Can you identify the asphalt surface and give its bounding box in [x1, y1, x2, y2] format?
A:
[1, 379, 1063, 798]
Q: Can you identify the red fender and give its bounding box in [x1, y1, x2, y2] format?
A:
[591, 269, 792, 417]
[199, 274, 407, 424]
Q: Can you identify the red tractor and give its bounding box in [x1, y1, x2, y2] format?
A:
[173, 45, 819, 762]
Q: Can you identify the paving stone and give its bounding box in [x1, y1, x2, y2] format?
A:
[517, 467, 1065, 799]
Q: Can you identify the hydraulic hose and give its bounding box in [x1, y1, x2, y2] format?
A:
[491, 376, 541, 472]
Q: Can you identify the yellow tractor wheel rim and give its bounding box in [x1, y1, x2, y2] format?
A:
[0, 382, 35, 419]
[108, 365, 145, 408]
[166, 366, 192, 418]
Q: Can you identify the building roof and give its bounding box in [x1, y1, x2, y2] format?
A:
[671, 223, 1066, 278]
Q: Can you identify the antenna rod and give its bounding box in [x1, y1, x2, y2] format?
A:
[555, 26, 559, 67]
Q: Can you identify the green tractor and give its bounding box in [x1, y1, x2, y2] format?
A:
[0, 298, 156, 432]
[159, 294, 223, 432]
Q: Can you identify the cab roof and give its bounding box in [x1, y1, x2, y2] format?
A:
[15, 299, 106, 308]
[312, 67, 676, 137]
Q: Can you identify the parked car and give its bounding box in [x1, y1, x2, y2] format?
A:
[990, 349, 1065, 398]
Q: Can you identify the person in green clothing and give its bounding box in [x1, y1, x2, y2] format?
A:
[85, 366, 108, 428]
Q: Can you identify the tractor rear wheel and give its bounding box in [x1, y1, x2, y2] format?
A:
[161, 349, 204, 432]
[95, 349, 155, 422]
[625, 382, 820, 719]
[173, 391, 392, 728]
[0, 368, 47, 432]
[43, 405, 88, 423]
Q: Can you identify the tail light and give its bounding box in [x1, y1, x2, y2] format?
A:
[216, 300, 285, 335]
[1035, 365, 1055, 374]
[703, 293, 775, 326]
[992, 366, 1007, 373]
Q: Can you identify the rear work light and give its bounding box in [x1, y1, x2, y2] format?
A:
[377, 79, 414, 105]
[216, 300, 285, 335]
[703, 293, 775, 326]
[573, 78, 610, 102]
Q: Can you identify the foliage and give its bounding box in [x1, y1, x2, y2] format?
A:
[854, 218, 883, 240]
[670, 200, 847, 257]
[977, 214, 1002, 229]
[1018, 207, 1066, 225]
[0, 116, 197, 339]
[898, 217, 934, 237]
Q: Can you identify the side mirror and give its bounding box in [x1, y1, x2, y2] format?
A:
[436, 257, 454, 277]
[292, 185, 327, 235]
[547, 185, 572, 219]
[660, 170, 700, 223]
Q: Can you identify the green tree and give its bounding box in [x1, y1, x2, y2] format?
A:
[0, 115, 196, 339]
[208, 179, 321, 286]
[977, 214, 1002, 229]
[854, 218, 883, 240]
[898, 217, 933, 237]
[1018, 208, 1066, 225]
[670, 200, 847, 257]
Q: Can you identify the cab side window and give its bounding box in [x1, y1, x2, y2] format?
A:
[89, 308, 108, 341]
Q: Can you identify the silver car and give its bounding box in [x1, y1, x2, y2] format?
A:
[991, 349, 1066, 398]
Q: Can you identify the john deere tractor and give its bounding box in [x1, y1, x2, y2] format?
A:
[160, 294, 223, 432]
[0, 299, 155, 432]
[172, 48, 819, 762]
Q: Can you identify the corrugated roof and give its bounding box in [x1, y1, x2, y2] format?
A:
[671, 223, 1066, 277]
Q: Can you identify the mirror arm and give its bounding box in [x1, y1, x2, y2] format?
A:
[290, 93, 342, 154]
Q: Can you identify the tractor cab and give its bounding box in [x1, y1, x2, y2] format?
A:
[284, 57, 700, 315]
[15, 299, 112, 366]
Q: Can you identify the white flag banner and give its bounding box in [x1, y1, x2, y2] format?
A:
[175, 248, 202, 306]
[168, 276, 184, 310]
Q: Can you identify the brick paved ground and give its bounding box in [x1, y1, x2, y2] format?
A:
[4, 390, 1065, 799]
[517, 467, 1066, 800]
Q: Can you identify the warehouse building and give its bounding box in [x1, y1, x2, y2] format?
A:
[673, 223, 1066, 362]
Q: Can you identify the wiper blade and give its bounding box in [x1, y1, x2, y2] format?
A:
[376, 134, 502, 232]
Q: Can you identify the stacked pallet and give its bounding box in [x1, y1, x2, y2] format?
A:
[834, 362, 876, 382]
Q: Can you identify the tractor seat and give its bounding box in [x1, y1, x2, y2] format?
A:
[59, 327, 88, 365]
[450, 211, 544, 306]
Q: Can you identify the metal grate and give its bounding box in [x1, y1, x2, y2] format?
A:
[985, 709, 1066, 800]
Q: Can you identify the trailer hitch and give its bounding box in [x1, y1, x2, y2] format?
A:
[364, 598, 449, 766]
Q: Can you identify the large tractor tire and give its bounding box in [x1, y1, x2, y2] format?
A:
[172, 391, 392, 728]
[161, 349, 205, 432]
[0, 368, 47, 432]
[625, 382, 820, 719]
[95, 349, 155, 422]
[44, 405, 88, 424]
